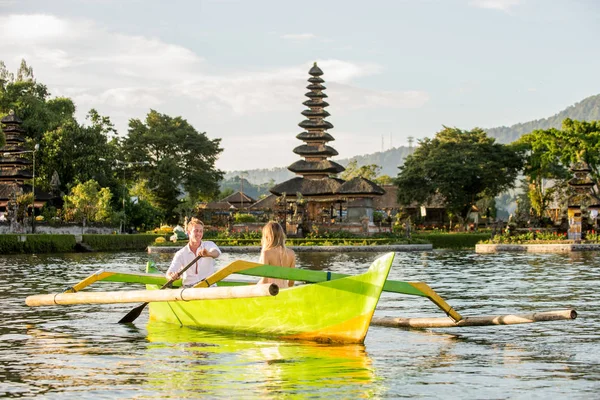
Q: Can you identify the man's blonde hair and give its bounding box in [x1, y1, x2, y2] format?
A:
[186, 217, 204, 232]
[261, 221, 286, 250]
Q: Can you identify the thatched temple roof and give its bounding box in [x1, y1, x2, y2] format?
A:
[338, 177, 385, 196]
[270, 177, 345, 197]
[222, 191, 256, 204]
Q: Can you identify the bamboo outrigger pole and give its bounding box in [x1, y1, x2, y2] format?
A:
[371, 309, 577, 329]
[25, 283, 279, 307]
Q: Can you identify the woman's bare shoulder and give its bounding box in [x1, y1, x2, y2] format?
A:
[263, 247, 280, 256]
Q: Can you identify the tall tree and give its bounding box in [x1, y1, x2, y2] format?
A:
[16, 59, 34, 82]
[340, 160, 381, 181]
[38, 112, 119, 194]
[0, 59, 83, 192]
[515, 118, 600, 179]
[122, 110, 223, 222]
[62, 180, 114, 223]
[0, 59, 75, 143]
[395, 127, 523, 226]
[0, 61, 15, 85]
[512, 118, 600, 222]
[374, 175, 394, 186]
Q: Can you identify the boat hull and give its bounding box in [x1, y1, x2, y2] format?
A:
[147, 252, 394, 343]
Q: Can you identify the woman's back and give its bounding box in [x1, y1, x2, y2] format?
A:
[259, 247, 296, 288]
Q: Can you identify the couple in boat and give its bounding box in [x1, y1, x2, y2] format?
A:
[166, 218, 295, 289]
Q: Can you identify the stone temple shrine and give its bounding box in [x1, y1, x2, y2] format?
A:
[270, 63, 385, 235]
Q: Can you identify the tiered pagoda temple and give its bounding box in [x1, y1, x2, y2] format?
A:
[0, 111, 33, 212]
[270, 63, 384, 234]
[0, 111, 51, 224]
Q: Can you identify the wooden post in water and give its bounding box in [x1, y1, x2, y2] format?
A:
[371, 309, 577, 329]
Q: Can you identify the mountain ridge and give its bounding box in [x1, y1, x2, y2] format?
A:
[224, 93, 600, 185]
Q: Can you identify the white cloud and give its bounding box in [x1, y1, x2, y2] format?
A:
[0, 13, 429, 170]
[169, 59, 424, 116]
[281, 33, 316, 40]
[1, 14, 70, 41]
[314, 59, 383, 83]
[0, 14, 204, 85]
[469, 0, 521, 12]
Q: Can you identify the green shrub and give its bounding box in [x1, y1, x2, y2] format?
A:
[480, 229, 573, 244]
[305, 230, 358, 239]
[149, 235, 430, 247]
[373, 211, 385, 224]
[585, 230, 600, 242]
[233, 213, 257, 223]
[152, 225, 174, 235]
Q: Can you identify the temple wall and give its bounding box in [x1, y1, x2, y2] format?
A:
[0, 222, 117, 235]
[229, 223, 263, 233]
[311, 222, 391, 235]
[347, 198, 374, 223]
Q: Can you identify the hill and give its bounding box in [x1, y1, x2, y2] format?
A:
[223, 146, 414, 185]
[219, 176, 272, 199]
[485, 94, 600, 143]
[223, 168, 294, 187]
[224, 93, 600, 185]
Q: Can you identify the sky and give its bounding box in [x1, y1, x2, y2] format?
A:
[1, 0, 599, 172]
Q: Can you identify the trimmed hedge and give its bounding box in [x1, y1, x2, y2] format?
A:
[0, 233, 168, 254]
[412, 232, 490, 249]
[0, 234, 76, 254]
[155, 237, 429, 247]
[24, 235, 77, 253]
[0, 232, 489, 254]
[82, 234, 165, 251]
[0, 235, 25, 254]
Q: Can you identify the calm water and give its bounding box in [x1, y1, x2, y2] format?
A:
[1, 250, 598, 399]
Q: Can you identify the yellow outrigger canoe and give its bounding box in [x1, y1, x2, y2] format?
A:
[145, 252, 393, 343]
[27, 253, 394, 344]
[25, 252, 577, 343]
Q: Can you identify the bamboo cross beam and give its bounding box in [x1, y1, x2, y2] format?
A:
[371, 309, 577, 329]
[26, 283, 278, 307]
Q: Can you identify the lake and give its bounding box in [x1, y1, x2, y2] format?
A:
[1, 250, 598, 398]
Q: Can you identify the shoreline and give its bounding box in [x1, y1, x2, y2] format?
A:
[147, 244, 433, 254]
[476, 243, 600, 253]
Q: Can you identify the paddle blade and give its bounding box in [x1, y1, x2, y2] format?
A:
[118, 302, 148, 324]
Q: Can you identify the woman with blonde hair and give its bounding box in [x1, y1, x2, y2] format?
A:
[257, 221, 296, 288]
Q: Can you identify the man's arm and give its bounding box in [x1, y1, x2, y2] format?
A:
[165, 251, 182, 279]
[200, 242, 221, 258]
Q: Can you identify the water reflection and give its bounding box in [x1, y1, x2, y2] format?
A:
[143, 322, 378, 398]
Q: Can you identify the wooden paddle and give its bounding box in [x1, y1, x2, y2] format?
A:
[118, 253, 202, 323]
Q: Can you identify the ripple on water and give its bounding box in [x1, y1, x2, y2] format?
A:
[1, 250, 599, 398]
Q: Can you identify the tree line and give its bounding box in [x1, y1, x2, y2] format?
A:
[2, 59, 598, 232]
[395, 121, 600, 229]
[0, 60, 223, 230]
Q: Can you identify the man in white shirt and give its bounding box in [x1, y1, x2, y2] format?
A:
[166, 218, 221, 287]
